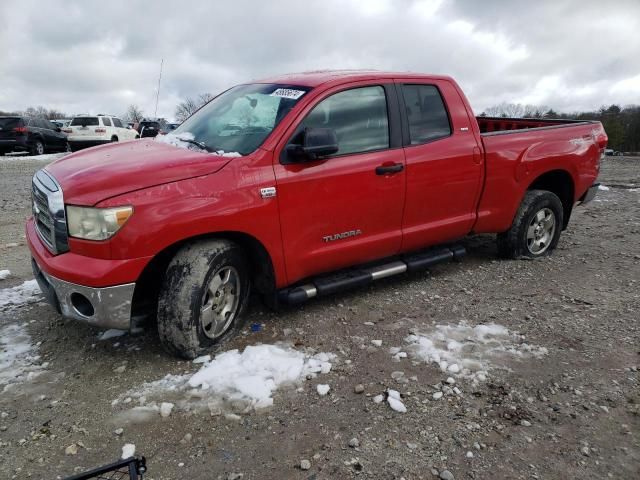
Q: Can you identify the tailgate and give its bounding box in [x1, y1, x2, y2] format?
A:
[0, 117, 24, 139]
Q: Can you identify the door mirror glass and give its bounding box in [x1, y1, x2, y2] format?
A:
[287, 127, 339, 161]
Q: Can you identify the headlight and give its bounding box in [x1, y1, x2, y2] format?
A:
[66, 205, 133, 241]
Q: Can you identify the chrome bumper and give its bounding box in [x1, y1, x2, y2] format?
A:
[580, 183, 599, 205]
[32, 259, 135, 330]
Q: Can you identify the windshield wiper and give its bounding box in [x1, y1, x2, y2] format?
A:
[175, 136, 213, 152]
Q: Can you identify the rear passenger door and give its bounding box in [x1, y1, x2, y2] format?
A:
[273, 83, 405, 283]
[396, 80, 484, 251]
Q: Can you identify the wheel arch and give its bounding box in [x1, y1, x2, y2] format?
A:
[131, 231, 277, 321]
[526, 169, 575, 229]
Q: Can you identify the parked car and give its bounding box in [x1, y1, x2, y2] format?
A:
[160, 122, 180, 135]
[52, 119, 73, 129]
[27, 71, 607, 358]
[138, 119, 167, 138]
[0, 116, 69, 156]
[63, 115, 139, 151]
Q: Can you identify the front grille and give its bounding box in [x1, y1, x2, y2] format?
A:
[32, 170, 68, 254]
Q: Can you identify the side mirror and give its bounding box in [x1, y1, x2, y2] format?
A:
[287, 127, 339, 161]
[55, 127, 62, 132]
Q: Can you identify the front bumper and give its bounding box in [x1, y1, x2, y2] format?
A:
[32, 258, 135, 330]
[579, 183, 599, 205]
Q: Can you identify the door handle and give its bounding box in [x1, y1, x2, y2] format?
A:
[375, 163, 404, 175]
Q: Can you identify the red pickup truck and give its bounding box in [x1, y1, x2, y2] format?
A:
[27, 71, 606, 358]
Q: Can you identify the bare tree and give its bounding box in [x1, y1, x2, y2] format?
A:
[482, 102, 549, 118]
[124, 104, 144, 123]
[175, 93, 214, 122]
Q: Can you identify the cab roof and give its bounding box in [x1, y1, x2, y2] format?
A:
[254, 70, 453, 88]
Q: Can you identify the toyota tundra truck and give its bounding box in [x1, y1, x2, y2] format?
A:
[27, 71, 606, 358]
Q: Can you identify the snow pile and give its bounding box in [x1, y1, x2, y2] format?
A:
[0, 280, 41, 309]
[0, 270, 10, 280]
[117, 344, 334, 416]
[2, 152, 68, 162]
[157, 132, 241, 157]
[401, 322, 548, 383]
[598, 185, 610, 191]
[0, 323, 45, 390]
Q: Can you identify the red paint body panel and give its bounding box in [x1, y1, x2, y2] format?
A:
[25, 71, 606, 292]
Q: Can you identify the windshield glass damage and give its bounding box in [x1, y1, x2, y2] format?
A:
[158, 83, 310, 156]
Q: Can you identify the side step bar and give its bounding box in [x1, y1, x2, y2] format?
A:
[280, 245, 465, 305]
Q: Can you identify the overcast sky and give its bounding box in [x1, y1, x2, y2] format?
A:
[1, 0, 639, 121]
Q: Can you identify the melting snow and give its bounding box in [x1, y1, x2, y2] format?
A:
[0, 280, 41, 308]
[0, 270, 10, 280]
[98, 329, 127, 341]
[117, 344, 334, 417]
[157, 132, 241, 157]
[0, 323, 46, 391]
[400, 322, 548, 384]
[598, 185, 610, 191]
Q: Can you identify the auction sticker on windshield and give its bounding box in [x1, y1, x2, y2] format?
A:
[271, 88, 306, 100]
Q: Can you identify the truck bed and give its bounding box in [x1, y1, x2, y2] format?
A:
[477, 116, 594, 135]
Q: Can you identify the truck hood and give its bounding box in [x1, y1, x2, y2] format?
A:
[46, 141, 234, 205]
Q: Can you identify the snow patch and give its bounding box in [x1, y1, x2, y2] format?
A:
[0, 280, 41, 309]
[0, 270, 10, 280]
[98, 329, 127, 341]
[157, 132, 241, 157]
[598, 185, 610, 191]
[0, 323, 45, 390]
[1, 152, 68, 162]
[401, 322, 548, 384]
[121, 443, 136, 459]
[117, 344, 334, 417]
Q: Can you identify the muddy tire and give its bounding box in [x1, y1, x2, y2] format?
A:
[157, 239, 250, 359]
[497, 190, 564, 259]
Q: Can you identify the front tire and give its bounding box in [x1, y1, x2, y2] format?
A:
[157, 239, 250, 359]
[497, 190, 563, 259]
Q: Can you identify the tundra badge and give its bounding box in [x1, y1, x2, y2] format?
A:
[322, 229, 362, 242]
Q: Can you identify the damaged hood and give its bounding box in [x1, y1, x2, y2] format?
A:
[45, 140, 235, 205]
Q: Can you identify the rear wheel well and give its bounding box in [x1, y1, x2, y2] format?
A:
[131, 232, 277, 323]
[527, 170, 574, 229]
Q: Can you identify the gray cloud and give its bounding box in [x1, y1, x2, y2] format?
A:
[1, 0, 638, 120]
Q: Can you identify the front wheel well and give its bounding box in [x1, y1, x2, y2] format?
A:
[131, 232, 277, 323]
[526, 170, 574, 229]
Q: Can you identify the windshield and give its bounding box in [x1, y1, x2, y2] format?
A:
[167, 83, 310, 156]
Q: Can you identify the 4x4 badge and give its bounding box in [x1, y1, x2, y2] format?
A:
[260, 187, 276, 199]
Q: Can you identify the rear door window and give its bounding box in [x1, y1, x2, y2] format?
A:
[70, 117, 99, 127]
[401, 85, 451, 144]
[112, 118, 123, 128]
[101, 117, 112, 127]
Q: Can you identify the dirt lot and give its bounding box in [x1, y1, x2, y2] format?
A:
[0, 154, 638, 480]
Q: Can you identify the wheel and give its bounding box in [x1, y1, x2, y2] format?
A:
[110, 136, 118, 142]
[31, 139, 45, 156]
[157, 239, 250, 359]
[497, 190, 563, 259]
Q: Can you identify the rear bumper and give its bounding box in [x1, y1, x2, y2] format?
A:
[32, 258, 134, 330]
[579, 183, 599, 205]
[0, 138, 28, 152]
[68, 139, 111, 150]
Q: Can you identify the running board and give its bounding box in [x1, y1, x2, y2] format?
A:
[280, 245, 465, 305]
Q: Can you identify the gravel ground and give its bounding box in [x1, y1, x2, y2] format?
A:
[0, 153, 638, 479]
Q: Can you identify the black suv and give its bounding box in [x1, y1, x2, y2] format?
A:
[0, 116, 70, 156]
[138, 119, 167, 138]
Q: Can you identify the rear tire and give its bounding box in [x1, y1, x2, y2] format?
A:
[110, 136, 118, 142]
[157, 239, 250, 359]
[497, 190, 563, 259]
[31, 139, 44, 156]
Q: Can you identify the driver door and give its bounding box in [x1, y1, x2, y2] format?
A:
[273, 84, 406, 284]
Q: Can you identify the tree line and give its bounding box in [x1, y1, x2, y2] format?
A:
[3, 99, 638, 151]
[480, 103, 640, 152]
